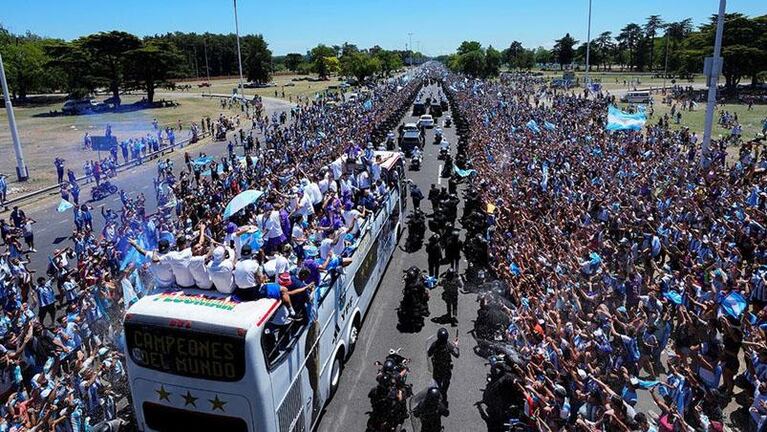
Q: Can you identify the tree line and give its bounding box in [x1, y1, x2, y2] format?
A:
[0, 26, 416, 103]
[445, 13, 766, 92]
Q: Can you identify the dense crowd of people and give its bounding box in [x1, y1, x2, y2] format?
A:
[443, 70, 767, 431]
[0, 70, 422, 430]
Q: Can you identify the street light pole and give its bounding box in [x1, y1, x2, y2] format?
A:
[663, 31, 669, 92]
[233, 0, 245, 97]
[408, 32, 414, 67]
[702, 0, 726, 166]
[0, 52, 28, 181]
[584, 0, 592, 85]
[204, 38, 211, 83]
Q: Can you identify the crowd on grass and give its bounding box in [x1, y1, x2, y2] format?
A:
[444, 70, 767, 431]
[0, 70, 421, 431]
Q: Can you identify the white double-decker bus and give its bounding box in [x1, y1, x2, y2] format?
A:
[124, 151, 406, 432]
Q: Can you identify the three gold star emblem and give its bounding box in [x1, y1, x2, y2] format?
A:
[155, 385, 171, 402]
[209, 395, 227, 412]
[182, 391, 198, 408]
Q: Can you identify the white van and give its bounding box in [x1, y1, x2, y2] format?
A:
[621, 91, 652, 104]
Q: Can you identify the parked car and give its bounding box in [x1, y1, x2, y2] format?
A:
[620, 91, 652, 104]
[418, 115, 435, 128]
[198, 82, 211, 88]
[62, 99, 96, 114]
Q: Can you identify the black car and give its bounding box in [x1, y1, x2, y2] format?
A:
[413, 102, 426, 116]
[429, 103, 443, 117]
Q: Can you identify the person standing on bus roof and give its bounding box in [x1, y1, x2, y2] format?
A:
[128, 238, 175, 289]
[188, 225, 213, 289]
[208, 245, 236, 294]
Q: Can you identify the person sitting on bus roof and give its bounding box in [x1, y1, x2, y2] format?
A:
[360, 189, 378, 212]
[165, 235, 194, 289]
[233, 244, 264, 302]
[278, 271, 315, 323]
[128, 238, 175, 289]
[188, 227, 213, 290]
[263, 245, 291, 282]
[207, 245, 236, 294]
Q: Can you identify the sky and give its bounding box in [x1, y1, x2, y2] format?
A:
[2, 0, 764, 56]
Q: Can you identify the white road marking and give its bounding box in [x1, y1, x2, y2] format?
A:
[437, 164, 443, 185]
[57, 219, 67, 225]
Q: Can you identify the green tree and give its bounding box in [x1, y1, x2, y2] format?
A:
[44, 41, 97, 98]
[617, 23, 644, 70]
[309, 44, 337, 79]
[484, 45, 502, 77]
[457, 41, 482, 56]
[644, 15, 664, 70]
[243, 34, 272, 83]
[375, 50, 404, 76]
[79, 31, 141, 104]
[534, 47, 552, 65]
[124, 41, 186, 103]
[503, 41, 525, 69]
[552, 33, 578, 69]
[0, 39, 48, 100]
[285, 53, 303, 72]
[341, 51, 381, 83]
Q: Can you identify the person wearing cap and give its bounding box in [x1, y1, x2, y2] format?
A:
[128, 237, 175, 289]
[208, 245, 237, 294]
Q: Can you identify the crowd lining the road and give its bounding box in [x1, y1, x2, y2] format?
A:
[445, 70, 767, 431]
[0, 71, 421, 431]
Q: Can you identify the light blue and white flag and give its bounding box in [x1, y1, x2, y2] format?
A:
[606, 105, 646, 132]
[57, 199, 74, 213]
[526, 120, 541, 134]
[363, 99, 373, 111]
[544, 121, 556, 131]
[719, 291, 748, 319]
[453, 165, 477, 178]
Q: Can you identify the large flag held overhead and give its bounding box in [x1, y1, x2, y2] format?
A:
[606, 105, 647, 132]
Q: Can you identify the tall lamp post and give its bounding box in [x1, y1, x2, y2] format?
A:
[584, 0, 593, 85]
[233, 0, 245, 97]
[0, 52, 28, 181]
[702, 0, 726, 166]
[408, 32, 414, 67]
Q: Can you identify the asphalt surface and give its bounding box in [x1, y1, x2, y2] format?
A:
[318, 84, 489, 432]
[4, 96, 294, 276]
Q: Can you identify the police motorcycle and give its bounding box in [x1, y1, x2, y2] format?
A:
[397, 266, 433, 332]
[366, 349, 413, 432]
[405, 209, 427, 252]
[385, 132, 396, 151]
[433, 128, 444, 145]
[410, 147, 423, 171]
[437, 139, 450, 161]
[90, 180, 119, 201]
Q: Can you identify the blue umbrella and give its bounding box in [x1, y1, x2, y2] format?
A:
[223, 190, 263, 219]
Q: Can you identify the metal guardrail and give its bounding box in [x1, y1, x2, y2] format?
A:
[3, 131, 211, 208]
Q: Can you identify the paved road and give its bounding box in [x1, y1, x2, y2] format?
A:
[318, 84, 489, 432]
[8, 96, 294, 276]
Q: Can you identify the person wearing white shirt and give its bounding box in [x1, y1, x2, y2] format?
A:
[165, 237, 195, 288]
[128, 238, 175, 289]
[329, 160, 343, 180]
[208, 246, 236, 294]
[233, 245, 263, 300]
[370, 158, 382, 182]
[357, 170, 371, 191]
[343, 203, 366, 236]
[188, 231, 213, 290]
[263, 246, 291, 281]
[303, 178, 323, 206]
[339, 174, 355, 197]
